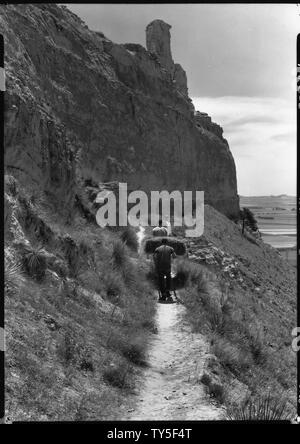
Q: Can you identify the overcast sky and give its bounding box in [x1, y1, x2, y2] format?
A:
[67, 4, 299, 196]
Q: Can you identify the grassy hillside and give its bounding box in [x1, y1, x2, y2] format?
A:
[5, 177, 296, 420]
[5, 176, 156, 421]
[178, 205, 296, 418]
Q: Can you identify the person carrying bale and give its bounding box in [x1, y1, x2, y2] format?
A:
[153, 238, 176, 300]
[152, 219, 168, 237]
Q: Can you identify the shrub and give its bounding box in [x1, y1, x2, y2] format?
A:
[240, 207, 258, 233]
[120, 227, 138, 252]
[122, 341, 147, 366]
[21, 246, 47, 281]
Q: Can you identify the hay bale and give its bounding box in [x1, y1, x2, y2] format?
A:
[144, 237, 186, 256]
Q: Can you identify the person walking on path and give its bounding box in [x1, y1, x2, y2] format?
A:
[153, 238, 176, 300]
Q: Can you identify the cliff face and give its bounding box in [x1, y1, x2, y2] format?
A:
[1, 4, 239, 217]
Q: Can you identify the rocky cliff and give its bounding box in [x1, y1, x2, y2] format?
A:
[1, 4, 239, 218]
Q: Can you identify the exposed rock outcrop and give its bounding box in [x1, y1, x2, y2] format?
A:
[194, 111, 224, 139]
[174, 63, 188, 97]
[1, 4, 239, 218]
[146, 20, 189, 98]
[146, 19, 174, 72]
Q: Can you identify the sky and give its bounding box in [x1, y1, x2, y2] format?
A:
[66, 4, 299, 196]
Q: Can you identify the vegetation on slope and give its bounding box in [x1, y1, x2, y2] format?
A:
[5, 176, 156, 421]
[176, 206, 296, 419]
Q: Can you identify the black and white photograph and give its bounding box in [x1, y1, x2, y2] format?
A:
[1, 3, 298, 424]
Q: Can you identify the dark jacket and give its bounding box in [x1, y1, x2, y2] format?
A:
[153, 244, 176, 273]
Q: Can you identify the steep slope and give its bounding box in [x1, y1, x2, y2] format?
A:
[1, 4, 239, 217]
[5, 176, 156, 421]
[180, 205, 296, 414]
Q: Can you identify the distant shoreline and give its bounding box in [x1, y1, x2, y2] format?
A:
[240, 194, 296, 198]
[276, 245, 296, 252]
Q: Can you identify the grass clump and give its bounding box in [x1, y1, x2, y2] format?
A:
[5, 259, 23, 294]
[21, 246, 47, 282]
[121, 340, 147, 367]
[228, 393, 289, 420]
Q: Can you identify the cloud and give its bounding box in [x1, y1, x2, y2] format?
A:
[192, 96, 296, 195]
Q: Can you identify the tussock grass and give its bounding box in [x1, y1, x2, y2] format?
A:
[180, 256, 295, 416]
[5, 259, 23, 294]
[21, 245, 47, 282]
[228, 393, 289, 420]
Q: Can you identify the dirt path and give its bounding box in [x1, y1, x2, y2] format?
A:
[127, 300, 225, 420]
[128, 226, 225, 420]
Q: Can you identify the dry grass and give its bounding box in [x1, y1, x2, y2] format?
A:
[180, 256, 295, 417]
[5, 186, 156, 421]
[5, 259, 23, 294]
[21, 245, 47, 282]
[227, 392, 289, 420]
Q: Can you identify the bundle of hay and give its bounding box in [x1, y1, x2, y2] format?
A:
[144, 236, 186, 256]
